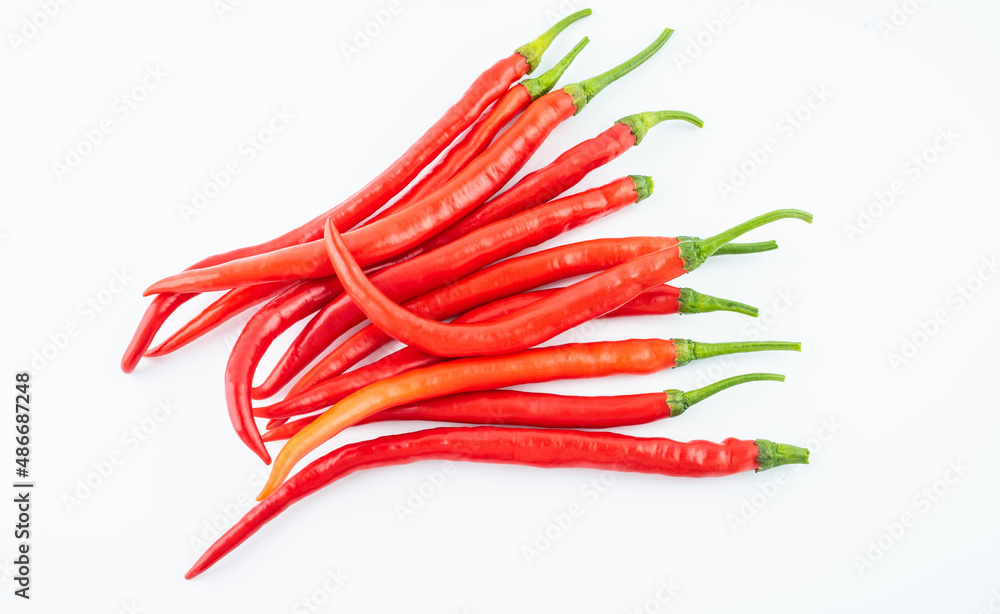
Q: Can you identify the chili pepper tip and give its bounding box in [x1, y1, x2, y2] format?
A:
[678, 209, 812, 273]
[515, 9, 592, 73]
[628, 175, 654, 201]
[676, 287, 758, 317]
[755, 439, 809, 471]
[522, 37, 590, 100]
[666, 372, 784, 417]
[618, 110, 703, 145]
[563, 27, 674, 113]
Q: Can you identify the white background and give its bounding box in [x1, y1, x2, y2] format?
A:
[2, 0, 999, 612]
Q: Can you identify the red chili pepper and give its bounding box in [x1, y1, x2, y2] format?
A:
[119, 11, 589, 373]
[258, 337, 801, 499]
[143, 28, 676, 296]
[223, 280, 347, 463]
[262, 372, 783, 441]
[283, 235, 775, 398]
[253, 175, 666, 400]
[271, 279, 757, 405]
[143, 282, 290, 357]
[322, 210, 812, 358]
[255, 283, 756, 420]
[188, 426, 807, 578]
[226, 176, 654, 456]
[363, 37, 591, 226]
[373, 109, 704, 271]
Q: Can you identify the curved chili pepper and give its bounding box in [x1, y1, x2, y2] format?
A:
[322, 210, 813, 358]
[223, 280, 347, 463]
[258, 337, 801, 499]
[263, 373, 783, 441]
[256, 283, 757, 420]
[189, 427, 807, 578]
[119, 11, 589, 372]
[267, 278, 757, 404]
[143, 282, 290, 357]
[227, 176, 652, 451]
[144, 28, 677, 296]
[364, 37, 591, 226]
[375, 109, 707, 270]
[251, 175, 657, 399]
[283, 235, 775, 398]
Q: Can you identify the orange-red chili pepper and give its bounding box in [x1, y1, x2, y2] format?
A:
[229, 176, 653, 458]
[143, 28, 677, 296]
[364, 37, 590, 225]
[282, 234, 774, 398]
[255, 283, 757, 420]
[258, 337, 801, 499]
[322, 210, 812, 358]
[188, 426, 808, 578]
[119, 11, 589, 372]
[262, 372, 783, 441]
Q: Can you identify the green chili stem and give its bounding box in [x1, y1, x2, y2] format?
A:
[679, 209, 812, 272]
[522, 37, 590, 99]
[672, 339, 801, 367]
[755, 439, 810, 471]
[665, 373, 785, 417]
[676, 288, 759, 318]
[563, 28, 674, 112]
[515, 9, 592, 73]
[617, 110, 703, 145]
[628, 175, 654, 202]
[711, 240, 779, 255]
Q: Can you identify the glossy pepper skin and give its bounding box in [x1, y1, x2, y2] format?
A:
[225, 176, 650, 460]
[256, 284, 681, 420]
[284, 234, 771, 398]
[364, 37, 592, 225]
[262, 372, 784, 441]
[321, 210, 812, 358]
[144, 28, 677, 298]
[258, 337, 801, 499]
[257, 283, 757, 420]
[254, 176, 653, 399]
[144, 282, 290, 357]
[375, 110, 701, 270]
[119, 10, 590, 372]
[186, 427, 808, 579]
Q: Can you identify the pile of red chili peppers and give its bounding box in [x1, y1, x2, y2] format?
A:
[121, 11, 815, 578]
